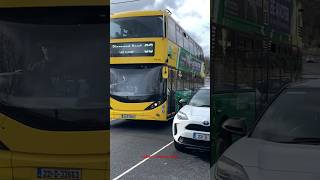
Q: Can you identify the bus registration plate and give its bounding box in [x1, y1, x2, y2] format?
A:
[37, 168, 81, 179]
[193, 133, 210, 141]
[121, 114, 136, 119]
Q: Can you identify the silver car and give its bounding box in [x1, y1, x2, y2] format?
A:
[214, 79, 320, 180]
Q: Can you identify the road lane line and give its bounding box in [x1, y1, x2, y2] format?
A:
[112, 141, 174, 180]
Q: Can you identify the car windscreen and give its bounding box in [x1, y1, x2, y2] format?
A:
[110, 16, 163, 39]
[0, 7, 108, 131]
[189, 89, 210, 107]
[252, 89, 320, 143]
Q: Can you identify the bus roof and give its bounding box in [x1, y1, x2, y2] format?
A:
[111, 10, 168, 19]
[0, 0, 108, 8]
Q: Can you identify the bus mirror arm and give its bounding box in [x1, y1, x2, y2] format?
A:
[162, 66, 169, 79]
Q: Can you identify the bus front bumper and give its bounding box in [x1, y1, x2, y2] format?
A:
[11, 152, 109, 180]
[110, 109, 167, 121]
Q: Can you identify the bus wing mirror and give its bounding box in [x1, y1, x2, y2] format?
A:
[162, 66, 169, 79]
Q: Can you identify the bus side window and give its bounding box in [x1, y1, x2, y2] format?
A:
[189, 73, 193, 90]
[168, 18, 176, 43]
[189, 73, 192, 90]
[183, 72, 189, 90]
[171, 70, 177, 92]
[168, 69, 173, 91]
[196, 46, 198, 58]
[176, 26, 183, 47]
[184, 36, 190, 52]
[177, 71, 183, 90]
[182, 72, 186, 90]
[191, 74, 195, 91]
[189, 39, 194, 56]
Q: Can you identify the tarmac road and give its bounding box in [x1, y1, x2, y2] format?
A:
[110, 119, 210, 180]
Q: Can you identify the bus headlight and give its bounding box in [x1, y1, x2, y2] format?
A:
[145, 100, 163, 110]
[215, 156, 249, 180]
[177, 111, 188, 120]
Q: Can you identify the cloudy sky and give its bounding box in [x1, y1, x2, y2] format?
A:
[111, 0, 210, 57]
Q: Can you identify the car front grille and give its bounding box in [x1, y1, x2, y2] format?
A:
[185, 124, 210, 132]
[178, 137, 210, 149]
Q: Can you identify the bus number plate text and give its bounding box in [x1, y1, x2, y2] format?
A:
[37, 168, 81, 179]
[121, 114, 136, 119]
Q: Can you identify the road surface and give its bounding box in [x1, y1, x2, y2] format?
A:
[110, 120, 210, 180]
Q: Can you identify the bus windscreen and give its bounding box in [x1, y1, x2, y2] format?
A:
[110, 16, 163, 39]
[0, 7, 108, 131]
[110, 64, 166, 103]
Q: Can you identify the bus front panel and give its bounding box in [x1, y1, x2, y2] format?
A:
[110, 64, 168, 121]
[0, 6, 109, 179]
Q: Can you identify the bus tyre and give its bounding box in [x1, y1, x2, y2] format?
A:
[174, 140, 186, 152]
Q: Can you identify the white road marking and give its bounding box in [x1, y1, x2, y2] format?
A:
[112, 141, 174, 180]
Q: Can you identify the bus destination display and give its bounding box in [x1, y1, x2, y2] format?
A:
[111, 42, 155, 57]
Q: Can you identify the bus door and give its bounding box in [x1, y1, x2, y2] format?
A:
[167, 69, 176, 116]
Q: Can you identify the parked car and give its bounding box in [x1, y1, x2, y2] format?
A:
[172, 86, 210, 152]
[214, 79, 320, 180]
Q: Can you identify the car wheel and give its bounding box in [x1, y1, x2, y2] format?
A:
[174, 140, 187, 152]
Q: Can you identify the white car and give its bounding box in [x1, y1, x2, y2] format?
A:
[214, 79, 320, 180]
[172, 87, 210, 151]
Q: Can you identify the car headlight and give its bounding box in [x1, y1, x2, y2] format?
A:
[215, 156, 249, 180]
[176, 111, 188, 120]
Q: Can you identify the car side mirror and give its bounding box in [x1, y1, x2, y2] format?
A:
[178, 99, 187, 107]
[222, 118, 247, 136]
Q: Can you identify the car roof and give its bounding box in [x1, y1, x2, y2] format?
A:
[289, 79, 320, 89]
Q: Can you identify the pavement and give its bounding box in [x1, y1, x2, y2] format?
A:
[110, 119, 210, 180]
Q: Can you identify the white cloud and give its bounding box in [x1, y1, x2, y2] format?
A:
[146, 0, 210, 56]
[154, 0, 165, 7]
[169, 0, 210, 57]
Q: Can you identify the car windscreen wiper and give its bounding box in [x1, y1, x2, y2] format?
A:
[279, 137, 320, 145]
[198, 105, 210, 107]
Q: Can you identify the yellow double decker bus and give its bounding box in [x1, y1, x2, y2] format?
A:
[110, 10, 205, 121]
[0, 1, 108, 179]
